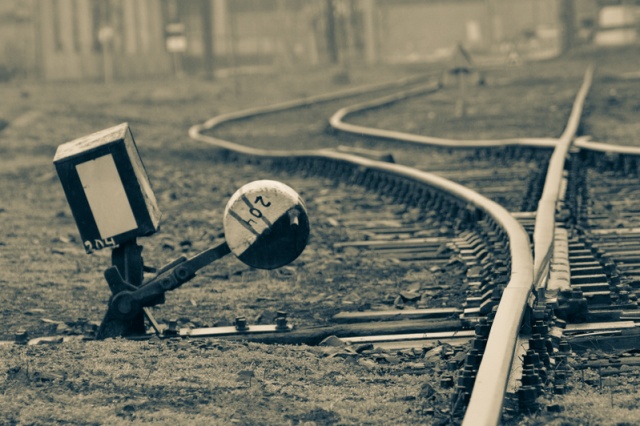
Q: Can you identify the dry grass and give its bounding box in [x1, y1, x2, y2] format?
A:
[2, 47, 640, 424]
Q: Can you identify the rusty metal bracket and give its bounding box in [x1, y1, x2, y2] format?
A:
[96, 241, 231, 340]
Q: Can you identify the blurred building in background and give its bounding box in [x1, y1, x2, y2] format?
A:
[0, 0, 638, 82]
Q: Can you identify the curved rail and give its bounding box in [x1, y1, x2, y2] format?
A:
[532, 66, 593, 289]
[189, 78, 534, 423]
[462, 65, 594, 426]
[190, 93, 532, 270]
[575, 136, 640, 155]
[190, 68, 596, 425]
[329, 83, 558, 149]
[196, 72, 436, 144]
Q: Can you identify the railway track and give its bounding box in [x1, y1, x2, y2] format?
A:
[6, 61, 640, 424]
[192, 63, 639, 423]
[186, 66, 595, 424]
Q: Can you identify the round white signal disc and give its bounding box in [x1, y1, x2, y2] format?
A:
[223, 180, 310, 269]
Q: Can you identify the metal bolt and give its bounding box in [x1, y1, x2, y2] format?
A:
[275, 311, 288, 331]
[532, 307, 547, 321]
[458, 366, 476, 391]
[158, 278, 173, 290]
[447, 359, 458, 371]
[472, 337, 487, 352]
[604, 261, 616, 274]
[174, 266, 191, 281]
[532, 320, 548, 337]
[554, 371, 567, 386]
[521, 367, 543, 395]
[164, 318, 179, 336]
[235, 316, 248, 331]
[440, 375, 454, 388]
[83, 323, 98, 340]
[553, 384, 566, 395]
[555, 354, 568, 371]
[14, 330, 28, 345]
[465, 349, 481, 369]
[288, 210, 300, 228]
[517, 385, 539, 413]
[451, 386, 470, 414]
[619, 290, 630, 303]
[475, 318, 491, 337]
[528, 334, 545, 351]
[523, 350, 540, 368]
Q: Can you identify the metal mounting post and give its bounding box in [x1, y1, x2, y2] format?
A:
[96, 239, 164, 339]
[100, 239, 149, 337]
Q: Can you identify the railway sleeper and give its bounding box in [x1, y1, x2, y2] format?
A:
[570, 274, 609, 285]
[571, 282, 610, 293]
[570, 265, 605, 275]
[599, 248, 640, 258]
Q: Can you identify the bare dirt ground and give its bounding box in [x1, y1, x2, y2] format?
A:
[1, 46, 640, 425]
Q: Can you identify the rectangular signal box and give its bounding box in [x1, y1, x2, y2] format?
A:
[53, 123, 161, 253]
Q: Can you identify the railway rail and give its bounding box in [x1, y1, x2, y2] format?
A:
[191, 63, 640, 423]
[6, 60, 640, 424]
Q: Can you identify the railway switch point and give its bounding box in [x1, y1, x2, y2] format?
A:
[53, 127, 310, 340]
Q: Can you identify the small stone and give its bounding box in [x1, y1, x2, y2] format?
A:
[547, 403, 564, 413]
[419, 383, 436, 399]
[329, 350, 359, 359]
[406, 362, 426, 369]
[381, 354, 401, 364]
[424, 346, 443, 362]
[358, 358, 378, 369]
[354, 343, 374, 353]
[394, 295, 405, 309]
[318, 335, 347, 347]
[400, 291, 421, 302]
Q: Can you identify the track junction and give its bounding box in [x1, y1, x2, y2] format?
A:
[3, 53, 640, 425]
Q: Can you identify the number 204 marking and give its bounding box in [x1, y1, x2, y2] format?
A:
[84, 237, 116, 252]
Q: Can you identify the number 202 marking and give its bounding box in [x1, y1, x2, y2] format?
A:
[254, 196, 271, 207]
[243, 195, 271, 226]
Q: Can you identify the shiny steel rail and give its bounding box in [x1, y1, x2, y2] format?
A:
[462, 65, 594, 426]
[329, 84, 558, 149]
[532, 66, 594, 290]
[324, 64, 596, 424]
[575, 135, 640, 155]
[189, 74, 534, 424]
[190, 68, 602, 425]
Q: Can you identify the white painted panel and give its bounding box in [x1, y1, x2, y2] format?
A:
[76, 154, 138, 239]
[223, 180, 299, 256]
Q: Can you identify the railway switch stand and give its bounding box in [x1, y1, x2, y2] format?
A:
[53, 124, 310, 340]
